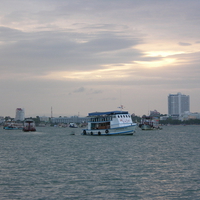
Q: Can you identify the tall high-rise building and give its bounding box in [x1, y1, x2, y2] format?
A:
[168, 93, 190, 117]
[15, 108, 25, 121]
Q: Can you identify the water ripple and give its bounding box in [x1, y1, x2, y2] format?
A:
[0, 125, 200, 199]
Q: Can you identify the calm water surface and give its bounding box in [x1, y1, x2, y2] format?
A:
[0, 125, 200, 199]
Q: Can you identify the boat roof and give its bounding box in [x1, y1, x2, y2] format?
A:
[88, 111, 129, 117]
[24, 119, 34, 122]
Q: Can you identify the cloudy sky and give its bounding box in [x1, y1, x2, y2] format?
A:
[0, 0, 200, 117]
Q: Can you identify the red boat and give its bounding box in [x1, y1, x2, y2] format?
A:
[23, 119, 36, 132]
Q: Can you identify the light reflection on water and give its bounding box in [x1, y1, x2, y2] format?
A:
[0, 125, 200, 199]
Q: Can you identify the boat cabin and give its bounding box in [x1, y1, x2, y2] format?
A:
[87, 111, 133, 130]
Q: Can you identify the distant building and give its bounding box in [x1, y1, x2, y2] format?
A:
[39, 116, 49, 122]
[150, 110, 160, 117]
[168, 93, 190, 119]
[51, 116, 89, 124]
[0, 116, 4, 124]
[15, 108, 25, 121]
[181, 111, 200, 121]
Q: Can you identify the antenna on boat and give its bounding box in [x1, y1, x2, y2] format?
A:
[118, 89, 124, 112]
[51, 106, 53, 118]
[118, 105, 124, 112]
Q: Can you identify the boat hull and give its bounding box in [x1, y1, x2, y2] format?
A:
[23, 119, 36, 132]
[82, 124, 136, 136]
[140, 124, 162, 130]
[140, 124, 154, 130]
[4, 127, 21, 130]
[23, 128, 36, 132]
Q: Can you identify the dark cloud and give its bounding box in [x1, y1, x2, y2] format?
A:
[88, 89, 102, 94]
[178, 42, 192, 46]
[0, 26, 143, 75]
[73, 87, 85, 93]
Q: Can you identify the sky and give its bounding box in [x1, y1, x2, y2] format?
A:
[0, 0, 200, 118]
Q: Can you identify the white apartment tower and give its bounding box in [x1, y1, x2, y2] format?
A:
[168, 93, 190, 117]
[15, 108, 25, 121]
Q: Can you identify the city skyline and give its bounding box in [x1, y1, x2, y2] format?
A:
[0, 1, 200, 117]
[3, 92, 199, 119]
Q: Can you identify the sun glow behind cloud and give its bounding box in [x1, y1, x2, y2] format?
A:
[41, 64, 133, 81]
[145, 51, 185, 57]
[135, 58, 177, 68]
[39, 51, 184, 80]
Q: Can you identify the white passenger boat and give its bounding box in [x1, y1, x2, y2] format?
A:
[82, 111, 137, 136]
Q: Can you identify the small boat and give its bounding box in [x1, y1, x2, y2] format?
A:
[4, 126, 21, 130]
[3, 122, 23, 130]
[69, 123, 78, 128]
[139, 115, 162, 130]
[139, 123, 154, 130]
[82, 111, 137, 136]
[23, 119, 36, 132]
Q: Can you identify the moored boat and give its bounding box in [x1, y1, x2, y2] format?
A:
[139, 123, 154, 130]
[4, 126, 22, 130]
[69, 122, 78, 128]
[23, 119, 36, 132]
[82, 111, 137, 136]
[3, 122, 23, 130]
[139, 115, 162, 130]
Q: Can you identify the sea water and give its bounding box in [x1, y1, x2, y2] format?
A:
[0, 125, 200, 199]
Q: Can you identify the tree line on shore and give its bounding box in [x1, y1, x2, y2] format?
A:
[132, 116, 200, 125]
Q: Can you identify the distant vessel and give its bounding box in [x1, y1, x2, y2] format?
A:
[4, 125, 22, 130]
[4, 126, 20, 130]
[23, 119, 36, 132]
[3, 122, 23, 130]
[69, 123, 78, 128]
[139, 115, 161, 130]
[82, 111, 137, 136]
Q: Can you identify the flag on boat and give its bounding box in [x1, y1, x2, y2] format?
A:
[118, 105, 124, 109]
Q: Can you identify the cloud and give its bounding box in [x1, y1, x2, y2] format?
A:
[0, 26, 143, 78]
[88, 89, 102, 94]
[178, 42, 192, 46]
[73, 87, 85, 93]
[0, 0, 200, 116]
